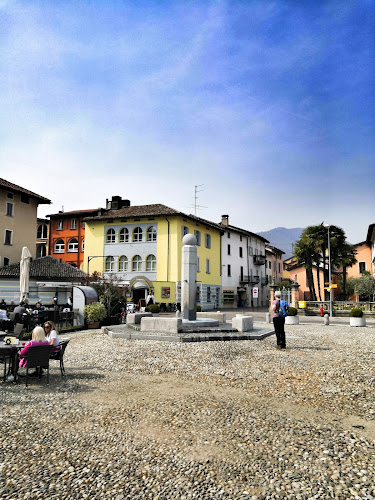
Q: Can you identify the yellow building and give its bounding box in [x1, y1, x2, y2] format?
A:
[83, 197, 223, 309]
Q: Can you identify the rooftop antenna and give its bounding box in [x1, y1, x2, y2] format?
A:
[61, 205, 64, 212]
[194, 184, 206, 216]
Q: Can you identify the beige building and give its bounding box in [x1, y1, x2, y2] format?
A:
[0, 178, 50, 266]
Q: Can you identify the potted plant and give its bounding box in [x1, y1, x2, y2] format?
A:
[349, 307, 366, 327]
[196, 304, 202, 312]
[149, 304, 160, 315]
[84, 303, 107, 329]
[285, 306, 299, 325]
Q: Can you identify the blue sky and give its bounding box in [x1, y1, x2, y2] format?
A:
[1, 0, 374, 243]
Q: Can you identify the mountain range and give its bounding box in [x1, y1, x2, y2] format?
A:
[258, 227, 304, 259]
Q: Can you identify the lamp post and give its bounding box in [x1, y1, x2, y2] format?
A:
[325, 225, 333, 318]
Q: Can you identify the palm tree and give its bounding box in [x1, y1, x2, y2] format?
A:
[294, 227, 318, 301]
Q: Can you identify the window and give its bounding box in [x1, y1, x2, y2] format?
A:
[4, 230, 12, 245]
[146, 254, 156, 271]
[359, 262, 366, 274]
[119, 256, 128, 272]
[197, 256, 200, 272]
[119, 227, 129, 243]
[37, 224, 47, 239]
[182, 225, 189, 239]
[207, 287, 211, 302]
[71, 218, 77, 229]
[240, 266, 244, 281]
[20, 194, 30, 204]
[239, 247, 243, 258]
[133, 227, 143, 242]
[82, 239, 85, 251]
[268, 261, 271, 269]
[206, 258, 210, 274]
[7, 192, 13, 199]
[227, 232, 230, 238]
[6, 203, 13, 217]
[205, 233, 211, 249]
[227, 264, 231, 277]
[106, 228, 116, 243]
[249, 247, 253, 256]
[132, 255, 142, 272]
[240, 235, 242, 241]
[54, 239, 65, 253]
[105, 256, 115, 272]
[36, 245, 46, 258]
[3, 257, 10, 266]
[147, 226, 157, 242]
[278, 263, 281, 273]
[227, 244, 231, 255]
[57, 219, 63, 230]
[82, 222, 85, 229]
[68, 238, 79, 252]
[194, 230, 201, 246]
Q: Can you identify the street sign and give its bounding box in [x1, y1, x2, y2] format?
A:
[330, 284, 338, 288]
[253, 287, 259, 298]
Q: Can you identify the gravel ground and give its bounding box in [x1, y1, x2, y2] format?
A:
[1, 323, 374, 499]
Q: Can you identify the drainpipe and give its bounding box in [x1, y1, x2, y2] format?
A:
[165, 218, 170, 282]
[77, 216, 81, 268]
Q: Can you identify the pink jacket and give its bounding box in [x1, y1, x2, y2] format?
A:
[19, 340, 49, 368]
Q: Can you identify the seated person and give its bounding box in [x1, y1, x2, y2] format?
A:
[7, 326, 49, 381]
[43, 321, 60, 348]
[14, 301, 28, 316]
[30, 302, 45, 328]
[0, 306, 13, 331]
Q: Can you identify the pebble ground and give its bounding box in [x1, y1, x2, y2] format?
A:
[1, 322, 374, 499]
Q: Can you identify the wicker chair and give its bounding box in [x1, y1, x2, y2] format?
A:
[50, 339, 70, 376]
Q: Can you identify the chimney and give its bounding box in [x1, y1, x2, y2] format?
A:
[221, 214, 229, 226]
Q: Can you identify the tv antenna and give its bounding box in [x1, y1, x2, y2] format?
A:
[193, 184, 206, 216]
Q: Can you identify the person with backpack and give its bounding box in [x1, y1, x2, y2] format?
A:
[272, 291, 288, 349]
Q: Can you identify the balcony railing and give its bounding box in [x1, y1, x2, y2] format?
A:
[239, 275, 260, 285]
[253, 255, 266, 265]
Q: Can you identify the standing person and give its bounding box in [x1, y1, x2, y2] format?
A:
[146, 291, 155, 306]
[43, 321, 60, 347]
[272, 291, 286, 349]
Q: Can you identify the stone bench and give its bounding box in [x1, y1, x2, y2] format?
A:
[141, 317, 182, 333]
[126, 312, 153, 325]
[197, 312, 226, 323]
[231, 314, 253, 332]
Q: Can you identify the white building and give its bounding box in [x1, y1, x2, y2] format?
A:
[219, 215, 269, 308]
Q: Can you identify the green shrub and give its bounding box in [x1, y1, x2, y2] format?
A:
[149, 304, 160, 314]
[350, 307, 363, 317]
[84, 302, 107, 323]
[288, 306, 297, 316]
[196, 305, 202, 312]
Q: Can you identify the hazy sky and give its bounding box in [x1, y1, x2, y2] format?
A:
[1, 0, 374, 244]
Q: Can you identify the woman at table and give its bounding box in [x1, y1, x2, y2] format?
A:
[43, 321, 60, 348]
[18, 326, 49, 369]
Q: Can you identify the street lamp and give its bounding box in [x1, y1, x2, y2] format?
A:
[324, 224, 333, 318]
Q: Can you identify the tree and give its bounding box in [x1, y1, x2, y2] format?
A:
[351, 274, 375, 301]
[92, 274, 127, 318]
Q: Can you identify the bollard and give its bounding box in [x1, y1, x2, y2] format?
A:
[324, 314, 329, 326]
[266, 312, 271, 323]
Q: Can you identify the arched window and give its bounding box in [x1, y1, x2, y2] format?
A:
[36, 245, 46, 258]
[133, 227, 143, 242]
[106, 228, 116, 243]
[119, 227, 129, 243]
[147, 226, 157, 242]
[54, 239, 65, 253]
[105, 256, 115, 272]
[118, 255, 128, 272]
[68, 238, 79, 252]
[132, 255, 142, 272]
[37, 224, 47, 239]
[146, 254, 156, 271]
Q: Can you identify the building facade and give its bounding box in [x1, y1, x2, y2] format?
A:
[219, 215, 269, 308]
[83, 197, 223, 309]
[47, 209, 99, 268]
[0, 178, 50, 266]
[36, 218, 50, 258]
[366, 224, 375, 276]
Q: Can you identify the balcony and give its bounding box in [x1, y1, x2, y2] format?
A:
[253, 255, 266, 265]
[239, 275, 260, 285]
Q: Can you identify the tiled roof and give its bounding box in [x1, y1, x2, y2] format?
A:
[0, 256, 87, 280]
[221, 223, 270, 243]
[84, 204, 223, 230]
[0, 178, 51, 204]
[47, 208, 100, 217]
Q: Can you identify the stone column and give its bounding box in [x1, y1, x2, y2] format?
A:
[291, 283, 300, 308]
[181, 234, 197, 321]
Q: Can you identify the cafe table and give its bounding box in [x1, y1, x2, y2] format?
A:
[0, 338, 28, 381]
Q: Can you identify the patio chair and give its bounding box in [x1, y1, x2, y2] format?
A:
[0, 347, 12, 382]
[18, 345, 54, 387]
[13, 323, 25, 338]
[50, 339, 70, 376]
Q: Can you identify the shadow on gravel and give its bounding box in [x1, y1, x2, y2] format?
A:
[291, 346, 332, 351]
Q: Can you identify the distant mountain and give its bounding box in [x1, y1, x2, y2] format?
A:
[258, 227, 304, 259]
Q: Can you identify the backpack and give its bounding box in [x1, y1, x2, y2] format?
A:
[278, 300, 289, 318]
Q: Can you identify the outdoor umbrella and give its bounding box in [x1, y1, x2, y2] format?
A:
[19, 246, 32, 303]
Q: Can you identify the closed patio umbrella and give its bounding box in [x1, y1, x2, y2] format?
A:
[20, 246, 32, 303]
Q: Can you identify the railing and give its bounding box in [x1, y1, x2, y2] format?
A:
[239, 275, 260, 284]
[253, 255, 266, 265]
[305, 301, 375, 312]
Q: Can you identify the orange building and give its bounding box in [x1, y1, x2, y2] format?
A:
[48, 209, 99, 268]
[346, 242, 372, 279]
[283, 256, 328, 301]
